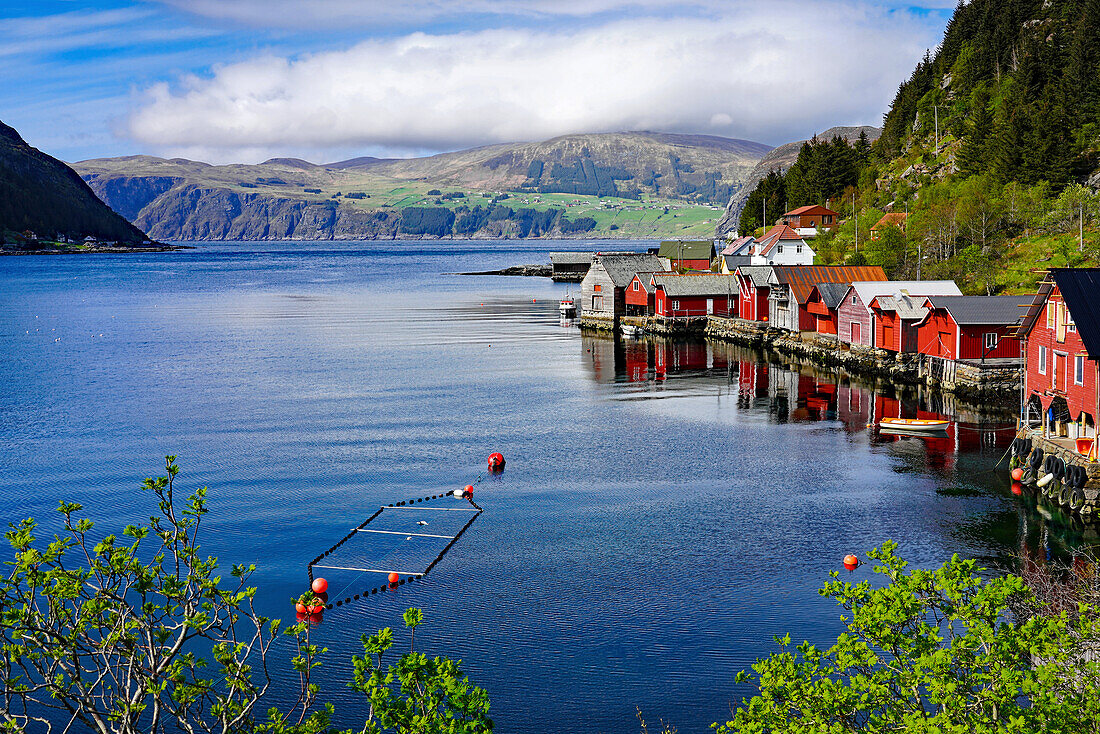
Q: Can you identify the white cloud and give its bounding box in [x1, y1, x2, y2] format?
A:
[128, 1, 941, 161]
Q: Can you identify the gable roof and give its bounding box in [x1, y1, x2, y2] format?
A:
[872, 292, 936, 320]
[629, 271, 668, 293]
[848, 280, 960, 309]
[736, 265, 773, 287]
[593, 253, 671, 287]
[721, 236, 755, 256]
[1018, 269, 1100, 355]
[810, 281, 853, 310]
[550, 251, 594, 265]
[658, 240, 716, 261]
[872, 212, 908, 230]
[771, 265, 888, 305]
[924, 295, 1030, 326]
[651, 273, 739, 297]
[756, 225, 807, 256]
[784, 204, 839, 217]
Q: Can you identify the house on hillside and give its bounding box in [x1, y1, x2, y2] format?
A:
[651, 274, 738, 318]
[915, 295, 1026, 363]
[837, 281, 960, 348]
[870, 212, 908, 240]
[719, 236, 756, 272]
[549, 252, 594, 281]
[735, 266, 773, 322]
[780, 205, 840, 236]
[1016, 269, 1100, 442]
[656, 240, 716, 271]
[767, 266, 888, 333]
[580, 253, 671, 320]
[751, 225, 815, 265]
[806, 282, 852, 336]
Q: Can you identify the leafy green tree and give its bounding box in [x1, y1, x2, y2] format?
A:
[717, 542, 1100, 733]
[863, 225, 906, 276]
[350, 608, 492, 734]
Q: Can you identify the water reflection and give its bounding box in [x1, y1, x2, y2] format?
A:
[580, 332, 1100, 560]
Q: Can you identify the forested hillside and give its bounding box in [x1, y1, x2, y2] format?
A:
[734, 0, 1100, 294]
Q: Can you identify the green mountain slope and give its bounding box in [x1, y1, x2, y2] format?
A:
[734, 0, 1100, 294]
[0, 121, 148, 244]
[75, 132, 771, 241]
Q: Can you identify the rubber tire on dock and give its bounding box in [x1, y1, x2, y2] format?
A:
[1058, 485, 1071, 507]
[1070, 487, 1086, 512]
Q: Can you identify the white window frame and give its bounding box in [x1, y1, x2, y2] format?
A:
[777, 245, 783, 254]
[1038, 345, 1047, 375]
[1066, 305, 1076, 332]
[1047, 301, 1056, 329]
[1075, 354, 1085, 386]
[852, 295, 857, 305]
[796, 244, 803, 253]
[983, 332, 999, 350]
[671, 299, 680, 311]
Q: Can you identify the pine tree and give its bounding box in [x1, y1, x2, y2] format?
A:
[957, 88, 993, 177]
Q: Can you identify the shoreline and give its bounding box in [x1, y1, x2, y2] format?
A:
[1, 243, 194, 255]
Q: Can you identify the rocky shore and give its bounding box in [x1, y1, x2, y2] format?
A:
[459, 264, 552, 277]
[1, 241, 190, 255]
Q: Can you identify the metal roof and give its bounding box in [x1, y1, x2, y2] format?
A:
[593, 253, 671, 287]
[771, 265, 888, 304]
[657, 240, 716, 261]
[811, 282, 850, 310]
[1018, 269, 1100, 356]
[874, 293, 933, 320]
[721, 236, 755, 256]
[549, 251, 594, 265]
[651, 273, 739, 297]
[924, 295, 1030, 326]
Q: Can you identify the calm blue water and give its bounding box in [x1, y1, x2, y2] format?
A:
[0, 240, 1069, 733]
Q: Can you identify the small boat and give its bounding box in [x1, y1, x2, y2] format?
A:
[620, 324, 641, 338]
[559, 297, 576, 318]
[879, 418, 950, 433]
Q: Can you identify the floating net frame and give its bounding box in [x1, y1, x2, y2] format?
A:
[307, 489, 485, 611]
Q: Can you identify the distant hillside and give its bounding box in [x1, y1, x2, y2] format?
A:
[715, 126, 880, 235]
[0, 120, 148, 244]
[75, 132, 771, 241]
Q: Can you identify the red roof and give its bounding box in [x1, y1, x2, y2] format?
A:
[756, 225, 805, 255]
[771, 265, 888, 305]
[872, 212, 908, 230]
[784, 204, 839, 217]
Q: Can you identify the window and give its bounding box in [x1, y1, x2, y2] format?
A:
[1038, 345, 1047, 374]
[777, 245, 783, 254]
[983, 332, 999, 350]
[632, 281, 638, 291]
[852, 296, 857, 305]
[594, 284, 601, 292]
[796, 244, 803, 253]
[671, 300, 680, 311]
[1047, 301, 1056, 329]
[1066, 305, 1076, 332]
[1076, 355, 1085, 385]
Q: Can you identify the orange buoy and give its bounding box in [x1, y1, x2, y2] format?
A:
[1011, 468, 1024, 481]
[843, 554, 859, 571]
[312, 577, 328, 594]
[295, 601, 307, 614]
[464, 484, 474, 496]
[1011, 481, 1023, 496]
[388, 572, 400, 584]
[307, 603, 323, 614]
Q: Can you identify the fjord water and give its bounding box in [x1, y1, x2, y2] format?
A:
[0, 241, 1065, 733]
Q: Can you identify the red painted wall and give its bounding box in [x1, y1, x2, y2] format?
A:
[958, 325, 1020, 360]
[655, 289, 733, 317]
[916, 309, 1020, 361]
[624, 277, 651, 311]
[672, 258, 713, 272]
[736, 274, 769, 322]
[1023, 284, 1099, 420]
[874, 309, 901, 352]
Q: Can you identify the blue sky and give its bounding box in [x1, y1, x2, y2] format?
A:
[0, 1, 956, 164]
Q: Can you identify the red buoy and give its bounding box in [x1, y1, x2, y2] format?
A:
[843, 554, 859, 571]
[464, 484, 474, 496]
[307, 603, 323, 614]
[312, 577, 328, 594]
[488, 452, 505, 470]
[388, 572, 400, 584]
[295, 601, 307, 614]
[1011, 468, 1024, 481]
[1011, 481, 1023, 496]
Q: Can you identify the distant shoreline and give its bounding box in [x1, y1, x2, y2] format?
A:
[0, 242, 193, 256]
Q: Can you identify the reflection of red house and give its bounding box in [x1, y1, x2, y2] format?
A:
[738, 359, 769, 399]
[915, 296, 1026, 361]
[623, 340, 649, 382]
[735, 266, 771, 322]
[1017, 269, 1100, 443]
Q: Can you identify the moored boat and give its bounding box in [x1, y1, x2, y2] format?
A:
[620, 324, 641, 338]
[879, 417, 950, 433]
[559, 297, 576, 318]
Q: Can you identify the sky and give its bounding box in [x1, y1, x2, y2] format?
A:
[0, 0, 958, 165]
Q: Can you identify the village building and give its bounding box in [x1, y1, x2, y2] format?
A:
[549, 252, 594, 281]
[580, 253, 670, 320]
[650, 274, 738, 318]
[914, 295, 1027, 362]
[870, 212, 908, 240]
[624, 272, 666, 316]
[719, 235, 756, 272]
[656, 240, 716, 271]
[767, 266, 887, 332]
[779, 205, 840, 236]
[1016, 269, 1100, 444]
[869, 289, 962, 353]
[735, 266, 773, 322]
[837, 281, 960, 348]
[749, 225, 815, 266]
[805, 282, 852, 336]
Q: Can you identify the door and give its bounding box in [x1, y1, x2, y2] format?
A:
[851, 322, 861, 344]
[706, 298, 714, 315]
[883, 325, 894, 351]
[1056, 353, 1068, 392]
